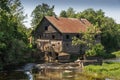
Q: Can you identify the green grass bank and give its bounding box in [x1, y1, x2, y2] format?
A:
[84, 62, 120, 80]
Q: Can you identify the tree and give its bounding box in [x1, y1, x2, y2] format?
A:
[101, 17, 120, 51]
[31, 3, 55, 28]
[76, 8, 120, 52]
[59, 7, 76, 18]
[60, 10, 67, 17]
[66, 7, 76, 18]
[72, 26, 105, 57]
[76, 8, 105, 26]
[0, 0, 28, 69]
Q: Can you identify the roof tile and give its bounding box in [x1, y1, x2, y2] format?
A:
[45, 16, 91, 33]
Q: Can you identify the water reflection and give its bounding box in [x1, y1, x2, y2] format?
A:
[0, 71, 28, 80]
[34, 68, 105, 80]
[34, 69, 76, 80]
[0, 62, 110, 80]
[0, 68, 106, 80]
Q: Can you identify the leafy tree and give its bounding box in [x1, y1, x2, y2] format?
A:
[66, 7, 76, 18]
[0, 0, 28, 69]
[31, 3, 55, 28]
[76, 8, 120, 52]
[60, 7, 76, 18]
[100, 17, 120, 51]
[72, 26, 105, 57]
[76, 8, 105, 26]
[86, 43, 105, 56]
[60, 10, 67, 17]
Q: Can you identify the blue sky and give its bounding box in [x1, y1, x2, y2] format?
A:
[21, 0, 120, 28]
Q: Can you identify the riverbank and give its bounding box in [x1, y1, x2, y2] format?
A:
[1, 62, 120, 80]
[84, 62, 120, 80]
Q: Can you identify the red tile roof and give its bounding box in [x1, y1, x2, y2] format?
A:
[45, 16, 92, 33]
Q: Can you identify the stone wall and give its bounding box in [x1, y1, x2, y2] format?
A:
[37, 39, 62, 53]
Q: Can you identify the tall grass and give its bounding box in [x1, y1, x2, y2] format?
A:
[84, 62, 120, 80]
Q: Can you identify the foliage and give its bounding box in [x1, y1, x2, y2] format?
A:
[76, 8, 120, 52]
[60, 7, 76, 18]
[76, 8, 105, 26]
[101, 18, 120, 52]
[86, 43, 105, 56]
[112, 51, 120, 57]
[60, 10, 67, 17]
[0, 0, 30, 69]
[85, 62, 120, 80]
[31, 3, 55, 28]
[60, 8, 120, 53]
[7, 39, 27, 63]
[72, 26, 105, 56]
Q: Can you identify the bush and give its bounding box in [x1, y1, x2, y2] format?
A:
[86, 43, 117, 59]
[86, 43, 105, 56]
[100, 53, 116, 59]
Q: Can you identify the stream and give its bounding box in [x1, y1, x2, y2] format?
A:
[104, 57, 120, 62]
[0, 58, 120, 80]
[24, 63, 36, 80]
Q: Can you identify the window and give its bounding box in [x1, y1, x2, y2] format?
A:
[43, 34, 46, 37]
[76, 34, 79, 38]
[66, 43, 69, 46]
[45, 26, 48, 30]
[52, 35, 55, 39]
[39, 35, 41, 38]
[66, 35, 70, 39]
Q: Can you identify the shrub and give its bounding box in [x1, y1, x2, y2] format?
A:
[86, 43, 105, 56]
[85, 62, 120, 80]
[101, 53, 116, 59]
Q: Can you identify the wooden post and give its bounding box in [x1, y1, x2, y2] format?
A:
[75, 58, 84, 70]
[44, 52, 48, 62]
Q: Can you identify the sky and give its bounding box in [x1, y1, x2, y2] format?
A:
[21, 0, 120, 28]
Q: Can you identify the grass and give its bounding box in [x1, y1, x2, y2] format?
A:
[112, 51, 120, 57]
[84, 62, 120, 80]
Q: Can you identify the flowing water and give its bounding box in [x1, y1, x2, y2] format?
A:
[104, 57, 120, 62]
[0, 63, 105, 80]
[1, 58, 120, 80]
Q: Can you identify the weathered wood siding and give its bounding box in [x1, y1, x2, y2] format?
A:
[61, 33, 81, 54]
[35, 18, 61, 39]
[35, 18, 63, 52]
[62, 41, 80, 54]
[34, 17, 100, 55]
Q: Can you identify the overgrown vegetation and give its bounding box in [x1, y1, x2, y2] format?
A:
[31, 3, 55, 29]
[112, 51, 120, 57]
[72, 26, 105, 58]
[1, 0, 120, 71]
[64, 8, 120, 58]
[84, 62, 120, 80]
[0, 0, 35, 70]
[60, 8, 120, 53]
[31, 4, 120, 59]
